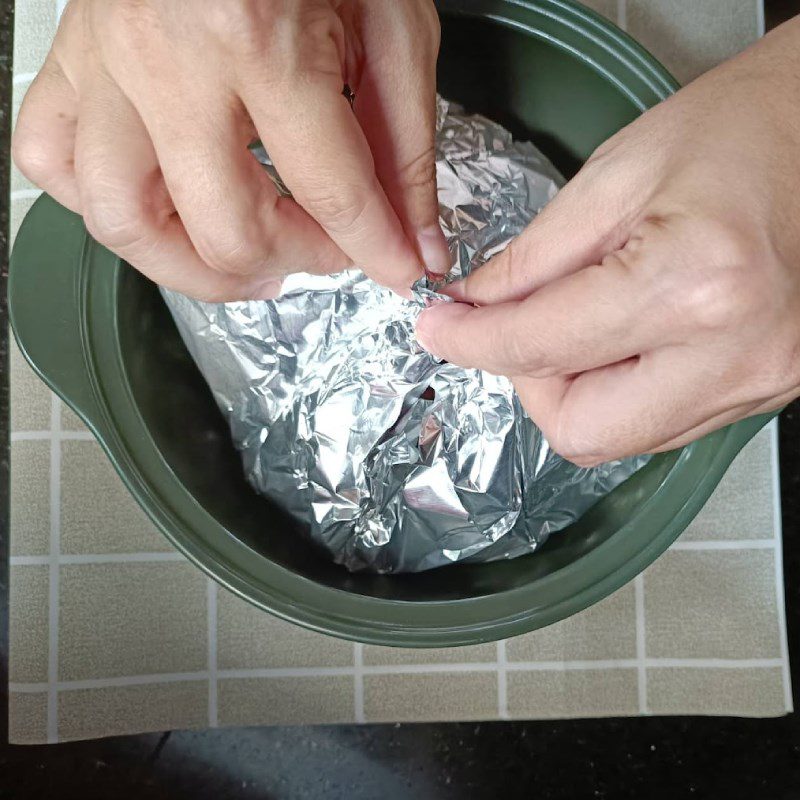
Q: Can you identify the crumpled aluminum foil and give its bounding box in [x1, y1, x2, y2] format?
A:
[162, 98, 648, 573]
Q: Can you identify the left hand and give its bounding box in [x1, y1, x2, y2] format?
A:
[12, 0, 448, 300]
[415, 17, 800, 466]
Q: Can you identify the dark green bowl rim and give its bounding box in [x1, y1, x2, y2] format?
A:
[9, 0, 774, 647]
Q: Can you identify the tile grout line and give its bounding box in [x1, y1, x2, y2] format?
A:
[207, 579, 219, 727]
[353, 643, 365, 723]
[29, 672, 210, 692]
[9, 684, 50, 694]
[12, 429, 94, 441]
[670, 539, 776, 550]
[634, 574, 648, 715]
[496, 640, 509, 720]
[643, 658, 784, 669]
[46, 393, 62, 743]
[769, 419, 793, 711]
[616, 0, 627, 30]
[223, 658, 786, 674]
[8, 657, 786, 695]
[11, 552, 186, 565]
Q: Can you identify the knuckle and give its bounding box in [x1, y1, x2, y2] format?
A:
[203, 0, 275, 54]
[301, 186, 370, 236]
[269, 10, 342, 83]
[503, 331, 547, 375]
[398, 145, 436, 193]
[700, 217, 757, 271]
[681, 269, 752, 331]
[648, 215, 761, 333]
[107, 0, 162, 52]
[82, 193, 149, 251]
[553, 434, 608, 468]
[516, 387, 613, 466]
[564, 452, 603, 468]
[581, 150, 608, 176]
[11, 129, 56, 187]
[584, 133, 623, 171]
[543, 418, 609, 467]
[54, 0, 81, 38]
[193, 226, 267, 276]
[539, 420, 577, 462]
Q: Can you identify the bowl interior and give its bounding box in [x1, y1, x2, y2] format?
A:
[117, 10, 681, 603]
[437, 12, 643, 177]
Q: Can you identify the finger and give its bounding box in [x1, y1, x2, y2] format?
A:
[536, 348, 740, 465]
[514, 370, 758, 465]
[353, 0, 451, 277]
[133, 89, 350, 281]
[443, 153, 645, 306]
[514, 368, 771, 468]
[416, 251, 672, 377]
[514, 352, 794, 465]
[12, 56, 81, 212]
[237, 56, 423, 291]
[75, 75, 280, 301]
[511, 373, 570, 438]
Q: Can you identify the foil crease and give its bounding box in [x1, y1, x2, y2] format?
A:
[162, 98, 648, 573]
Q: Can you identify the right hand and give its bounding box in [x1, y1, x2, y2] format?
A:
[416, 17, 800, 466]
[12, 0, 450, 300]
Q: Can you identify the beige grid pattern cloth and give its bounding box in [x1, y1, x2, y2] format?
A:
[8, 0, 792, 744]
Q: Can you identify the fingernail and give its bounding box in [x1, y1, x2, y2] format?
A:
[416, 304, 466, 356]
[441, 281, 469, 302]
[415, 224, 452, 277]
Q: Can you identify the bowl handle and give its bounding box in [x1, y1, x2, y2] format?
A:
[8, 194, 105, 431]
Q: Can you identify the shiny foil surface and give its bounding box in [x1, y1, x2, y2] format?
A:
[162, 99, 648, 573]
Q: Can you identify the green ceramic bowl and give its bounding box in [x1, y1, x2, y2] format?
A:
[9, 0, 772, 647]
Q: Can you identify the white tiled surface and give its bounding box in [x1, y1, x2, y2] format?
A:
[9, 0, 791, 744]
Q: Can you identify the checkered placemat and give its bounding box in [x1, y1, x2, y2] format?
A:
[8, 0, 791, 744]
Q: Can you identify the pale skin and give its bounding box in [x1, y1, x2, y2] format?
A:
[12, 0, 451, 299]
[418, 15, 800, 465]
[13, 4, 800, 465]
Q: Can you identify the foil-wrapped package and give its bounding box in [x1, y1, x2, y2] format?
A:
[162, 98, 648, 573]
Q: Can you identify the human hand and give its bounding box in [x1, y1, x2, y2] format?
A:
[12, 0, 449, 300]
[416, 18, 800, 466]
